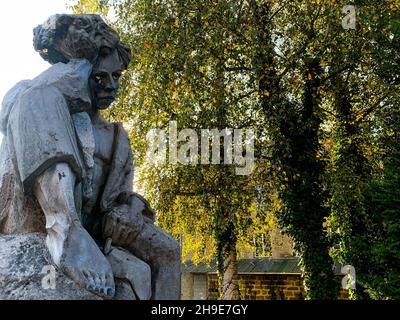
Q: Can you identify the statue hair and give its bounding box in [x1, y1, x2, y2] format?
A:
[33, 14, 131, 70]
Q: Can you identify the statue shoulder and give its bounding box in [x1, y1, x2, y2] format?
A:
[1, 81, 66, 135]
[20, 83, 64, 100]
[0, 80, 32, 134]
[1, 80, 32, 108]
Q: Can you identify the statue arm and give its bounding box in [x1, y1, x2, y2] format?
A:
[101, 125, 156, 246]
[113, 133, 156, 223]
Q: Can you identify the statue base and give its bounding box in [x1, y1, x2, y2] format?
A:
[0, 233, 151, 300]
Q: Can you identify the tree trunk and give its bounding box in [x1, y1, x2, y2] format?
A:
[221, 242, 240, 300]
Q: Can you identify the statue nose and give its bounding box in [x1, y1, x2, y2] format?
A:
[103, 74, 117, 91]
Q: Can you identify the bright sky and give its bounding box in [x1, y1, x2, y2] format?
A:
[0, 0, 71, 143]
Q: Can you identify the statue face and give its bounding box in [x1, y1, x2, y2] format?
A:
[89, 49, 122, 109]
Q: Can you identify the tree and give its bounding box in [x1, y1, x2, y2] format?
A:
[325, 0, 399, 299]
[250, 0, 341, 299]
[362, 151, 400, 299]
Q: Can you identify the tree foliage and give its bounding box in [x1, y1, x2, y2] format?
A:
[71, 0, 400, 299]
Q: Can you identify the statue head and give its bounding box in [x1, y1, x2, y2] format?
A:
[33, 14, 131, 109]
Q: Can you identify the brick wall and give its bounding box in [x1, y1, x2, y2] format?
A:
[207, 273, 349, 300]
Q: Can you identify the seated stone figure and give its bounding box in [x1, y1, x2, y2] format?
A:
[0, 14, 180, 299]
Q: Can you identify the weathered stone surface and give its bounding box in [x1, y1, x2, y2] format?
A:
[114, 280, 137, 300]
[107, 246, 152, 300]
[0, 233, 152, 300]
[0, 233, 101, 300]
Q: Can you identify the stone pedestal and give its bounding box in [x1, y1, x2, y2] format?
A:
[0, 233, 151, 300]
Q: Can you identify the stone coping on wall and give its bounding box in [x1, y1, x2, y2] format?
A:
[182, 257, 345, 275]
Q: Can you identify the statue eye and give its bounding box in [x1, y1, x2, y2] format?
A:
[94, 75, 102, 83]
[112, 72, 121, 80]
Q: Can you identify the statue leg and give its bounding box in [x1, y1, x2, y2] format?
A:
[34, 162, 115, 298]
[127, 223, 181, 300]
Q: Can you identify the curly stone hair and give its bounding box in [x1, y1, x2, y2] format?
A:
[33, 14, 131, 70]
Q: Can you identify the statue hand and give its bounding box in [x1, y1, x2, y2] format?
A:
[102, 204, 143, 247]
[116, 192, 156, 222]
[130, 192, 156, 223]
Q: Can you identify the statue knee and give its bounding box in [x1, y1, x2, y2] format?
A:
[154, 237, 180, 267]
[169, 239, 181, 260]
[167, 238, 181, 262]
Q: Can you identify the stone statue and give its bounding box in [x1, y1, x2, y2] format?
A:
[0, 14, 180, 300]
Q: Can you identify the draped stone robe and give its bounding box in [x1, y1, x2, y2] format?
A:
[0, 59, 135, 238]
